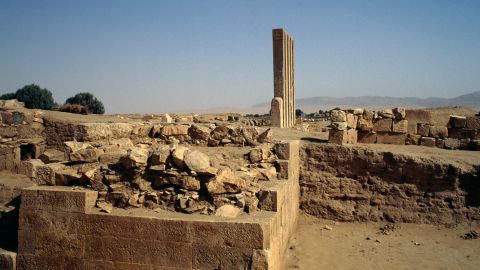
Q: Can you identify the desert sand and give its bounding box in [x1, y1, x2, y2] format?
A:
[284, 214, 480, 270]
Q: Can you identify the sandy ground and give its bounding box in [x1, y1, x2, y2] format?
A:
[284, 215, 480, 270]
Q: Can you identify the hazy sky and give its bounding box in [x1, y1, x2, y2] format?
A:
[1, 0, 479, 113]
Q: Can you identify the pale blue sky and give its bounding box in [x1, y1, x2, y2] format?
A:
[1, 0, 479, 113]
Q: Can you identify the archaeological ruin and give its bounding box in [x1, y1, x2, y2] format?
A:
[0, 29, 479, 270]
[271, 29, 295, 128]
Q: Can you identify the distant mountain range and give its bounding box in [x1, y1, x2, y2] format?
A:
[251, 91, 480, 113]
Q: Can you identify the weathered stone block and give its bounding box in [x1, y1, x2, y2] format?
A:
[84, 236, 192, 268]
[428, 126, 448, 139]
[331, 110, 346, 122]
[357, 118, 373, 131]
[274, 142, 291, 160]
[18, 230, 85, 258]
[0, 249, 16, 270]
[444, 138, 461, 150]
[331, 122, 347, 131]
[373, 119, 392, 132]
[420, 137, 436, 147]
[192, 221, 267, 249]
[405, 134, 421, 145]
[376, 132, 406, 145]
[417, 123, 430, 136]
[161, 125, 189, 136]
[346, 128, 358, 144]
[192, 244, 253, 270]
[346, 113, 357, 129]
[393, 107, 406, 120]
[392, 120, 408, 133]
[357, 131, 377, 144]
[448, 128, 477, 139]
[449, 115, 467, 128]
[21, 186, 98, 213]
[328, 130, 347, 145]
[275, 160, 289, 180]
[466, 116, 480, 129]
[0, 126, 17, 138]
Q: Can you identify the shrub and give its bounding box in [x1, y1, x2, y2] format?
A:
[0, 84, 55, 110]
[65, 92, 105, 114]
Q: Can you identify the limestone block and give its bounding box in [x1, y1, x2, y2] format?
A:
[328, 130, 347, 145]
[257, 128, 273, 143]
[188, 124, 211, 141]
[417, 123, 430, 136]
[0, 126, 17, 138]
[376, 132, 406, 145]
[358, 131, 377, 144]
[206, 168, 246, 194]
[192, 221, 267, 249]
[435, 138, 445, 148]
[192, 244, 253, 270]
[331, 122, 347, 131]
[271, 97, 284, 128]
[405, 134, 421, 145]
[161, 124, 189, 137]
[346, 129, 358, 144]
[0, 249, 16, 270]
[352, 108, 364, 115]
[378, 109, 394, 119]
[331, 110, 346, 122]
[466, 116, 480, 129]
[346, 113, 357, 129]
[393, 107, 406, 120]
[148, 145, 170, 166]
[428, 126, 448, 139]
[420, 137, 436, 147]
[392, 120, 408, 133]
[373, 119, 392, 132]
[274, 142, 291, 160]
[84, 236, 192, 268]
[184, 150, 210, 173]
[363, 110, 374, 121]
[39, 148, 65, 164]
[21, 186, 98, 213]
[357, 118, 373, 131]
[448, 128, 476, 139]
[443, 138, 460, 149]
[449, 115, 467, 128]
[159, 113, 173, 123]
[276, 160, 289, 180]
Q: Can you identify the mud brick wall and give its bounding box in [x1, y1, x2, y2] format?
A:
[329, 107, 480, 151]
[300, 143, 480, 225]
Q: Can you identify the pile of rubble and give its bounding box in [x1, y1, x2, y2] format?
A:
[23, 139, 281, 217]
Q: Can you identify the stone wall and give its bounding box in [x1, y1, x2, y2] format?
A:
[329, 107, 480, 150]
[300, 143, 480, 225]
[15, 141, 300, 269]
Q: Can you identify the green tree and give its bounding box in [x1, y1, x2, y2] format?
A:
[2, 84, 56, 109]
[65, 92, 105, 114]
[0, 92, 17, 100]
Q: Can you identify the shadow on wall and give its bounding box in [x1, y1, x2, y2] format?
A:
[459, 167, 480, 207]
[0, 196, 20, 252]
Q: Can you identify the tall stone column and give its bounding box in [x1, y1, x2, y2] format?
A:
[271, 28, 295, 128]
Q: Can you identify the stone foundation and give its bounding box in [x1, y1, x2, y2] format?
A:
[300, 142, 480, 225]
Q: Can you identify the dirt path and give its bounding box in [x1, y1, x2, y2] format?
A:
[284, 215, 480, 270]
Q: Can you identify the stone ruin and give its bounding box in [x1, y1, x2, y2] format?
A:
[1, 29, 480, 270]
[271, 29, 295, 128]
[329, 107, 480, 150]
